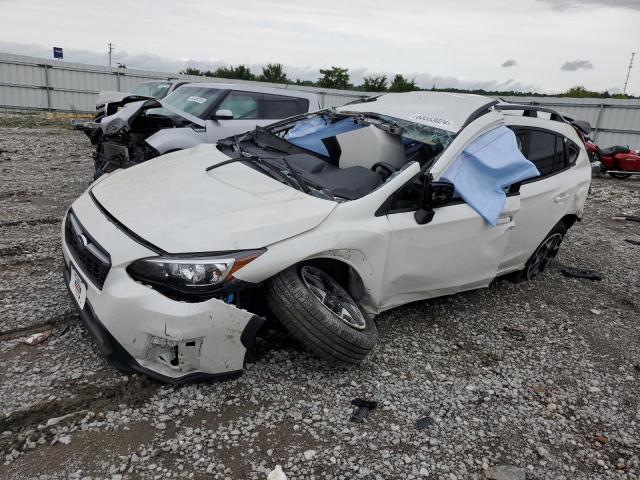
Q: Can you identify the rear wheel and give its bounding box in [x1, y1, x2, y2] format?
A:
[521, 222, 567, 281]
[266, 265, 377, 365]
[608, 171, 632, 179]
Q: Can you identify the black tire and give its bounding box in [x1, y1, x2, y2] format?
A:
[608, 171, 632, 179]
[520, 222, 567, 281]
[266, 265, 378, 365]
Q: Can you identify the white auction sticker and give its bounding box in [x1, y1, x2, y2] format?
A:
[410, 113, 454, 128]
[186, 96, 207, 104]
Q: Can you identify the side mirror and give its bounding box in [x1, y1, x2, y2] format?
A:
[213, 109, 234, 120]
[414, 174, 455, 225]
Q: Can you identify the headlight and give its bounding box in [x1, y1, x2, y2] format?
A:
[127, 249, 264, 302]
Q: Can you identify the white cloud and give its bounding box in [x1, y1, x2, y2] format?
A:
[0, 0, 638, 95]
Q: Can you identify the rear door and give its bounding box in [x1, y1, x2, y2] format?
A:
[499, 127, 581, 272]
[261, 93, 310, 119]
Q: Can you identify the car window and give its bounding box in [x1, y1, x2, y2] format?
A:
[527, 130, 556, 176]
[261, 94, 308, 119]
[162, 87, 225, 118]
[218, 91, 260, 119]
[553, 136, 567, 171]
[567, 142, 580, 165]
[131, 82, 172, 99]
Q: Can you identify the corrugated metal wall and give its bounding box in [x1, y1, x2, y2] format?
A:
[501, 96, 640, 148]
[2, 51, 639, 148]
[0, 52, 368, 112]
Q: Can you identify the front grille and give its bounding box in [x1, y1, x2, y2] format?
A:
[65, 210, 111, 289]
[95, 104, 106, 122]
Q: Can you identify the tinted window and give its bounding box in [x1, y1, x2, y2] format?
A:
[217, 91, 260, 119]
[567, 142, 580, 165]
[553, 136, 567, 171]
[527, 131, 556, 176]
[262, 94, 308, 119]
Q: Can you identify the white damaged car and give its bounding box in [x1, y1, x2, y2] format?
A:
[62, 92, 591, 383]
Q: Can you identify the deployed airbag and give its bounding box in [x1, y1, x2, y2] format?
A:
[442, 126, 539, 226]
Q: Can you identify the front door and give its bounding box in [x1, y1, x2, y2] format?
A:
[380, 193, 520, 309]
[206, 91, 270, 144]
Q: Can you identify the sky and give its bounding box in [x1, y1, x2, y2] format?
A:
[0, 0, 639, 95]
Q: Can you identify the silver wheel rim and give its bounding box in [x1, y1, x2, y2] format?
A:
[527, 233, 563, 280]
[300, 266, 366, 330]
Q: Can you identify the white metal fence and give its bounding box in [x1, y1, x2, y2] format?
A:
[1, 52, 639, 148]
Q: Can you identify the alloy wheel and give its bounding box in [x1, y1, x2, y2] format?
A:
[526, 233, 563, 280]
[300, 266, 366, 330]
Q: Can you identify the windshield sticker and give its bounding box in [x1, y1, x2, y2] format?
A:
[186, 95, 207, 104]
[410, 113, 454, 128]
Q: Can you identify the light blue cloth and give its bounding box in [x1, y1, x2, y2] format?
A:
[441, 126, 539, 226]
[285, 117, 365, 157]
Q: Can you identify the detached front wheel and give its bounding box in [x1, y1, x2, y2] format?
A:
[266, 265, 377, 365]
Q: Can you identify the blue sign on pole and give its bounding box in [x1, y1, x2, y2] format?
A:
[53, 47, 63, 60]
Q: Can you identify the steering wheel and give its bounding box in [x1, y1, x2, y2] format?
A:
[371, 162, 398, 177]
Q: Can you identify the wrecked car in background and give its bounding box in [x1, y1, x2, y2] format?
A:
[94, 79, 190, 122]
[62, 92, 592, 383]
[87, 83, 319, 178]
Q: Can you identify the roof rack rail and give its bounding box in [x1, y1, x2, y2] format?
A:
[342, 94, 382, 106]
[495, 103, 568, 122]
[460, 99, 499, 130]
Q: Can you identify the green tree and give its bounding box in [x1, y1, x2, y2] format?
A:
[317, 66, 350, 89]
[258, 63, 289, 83]
[388, 74, 418, 92]
[180, 67, 204, 76]
[212, 65, 256, 81]
[295, 78, 316, 87]
[362, 75, 388, 92]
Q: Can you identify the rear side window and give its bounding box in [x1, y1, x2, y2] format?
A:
[553, 136, 567, 171]
[567, 142, 580, 165]
[261, 94, 309, 119]
[527, 131, 556, 176]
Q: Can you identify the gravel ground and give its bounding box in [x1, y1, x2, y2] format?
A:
[0, 116, 639, 480]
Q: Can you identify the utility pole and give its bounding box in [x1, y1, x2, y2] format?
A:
[623, 52, 635, 95]
[108, 42, 114, 67]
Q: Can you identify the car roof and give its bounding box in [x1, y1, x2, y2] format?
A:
[336, 91, 497, 133]
[180, 82, 319, 101]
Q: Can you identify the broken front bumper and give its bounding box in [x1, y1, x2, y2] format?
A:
[61, 194, 264, 384]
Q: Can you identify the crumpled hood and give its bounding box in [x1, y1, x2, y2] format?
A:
[99, 99, 203, 135]
[96, 90, 151, 106]
[90, 144, 337, 253]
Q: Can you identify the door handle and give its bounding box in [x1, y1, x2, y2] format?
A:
[554, 192, 571, 203]
[496, 215, 512, 225]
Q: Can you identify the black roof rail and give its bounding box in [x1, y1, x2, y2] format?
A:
[495, 103, 568, 123]
[460, 99, 499, 130]
[343, 94, 382, 106]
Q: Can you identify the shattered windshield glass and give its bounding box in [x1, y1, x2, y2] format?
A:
[131, 82, 171, 99]
[162, 87, 225, 119]
[374, 114, 456, 149]
[274, 110, 456, 154]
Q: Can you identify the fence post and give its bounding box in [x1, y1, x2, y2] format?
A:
[42, 64, 52, 111]
[320, 91, 327, 109]
[116, 71, 121, 91]
[593, 103, 604, 142]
